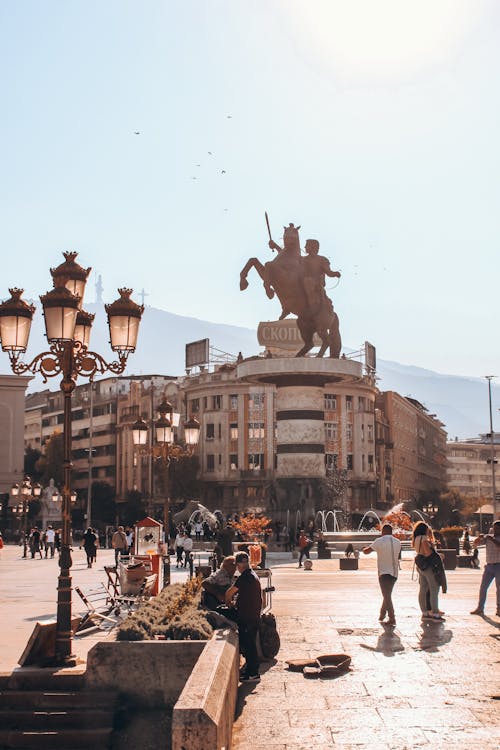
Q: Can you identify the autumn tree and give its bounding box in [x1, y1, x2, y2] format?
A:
[232, 514, 272, 541]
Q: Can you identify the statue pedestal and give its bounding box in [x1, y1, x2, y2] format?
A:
[236, 357, 362, 479]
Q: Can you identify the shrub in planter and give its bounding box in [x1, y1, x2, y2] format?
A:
[117, 578, 215, 642]
[439, 526, 463, 553]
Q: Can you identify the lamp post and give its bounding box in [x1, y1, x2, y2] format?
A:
[11, 478, 42, 557]
[423, 501, 438, 525]
[478, 479, 483, 534]
[131, 398, 200, 539]
[0, 252, 143, 665]
[485, 376, 497, 517]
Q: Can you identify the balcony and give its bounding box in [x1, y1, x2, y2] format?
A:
[240, 469, 273, 480]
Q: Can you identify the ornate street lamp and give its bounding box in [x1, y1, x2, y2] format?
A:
[0, 252, 143, 665]
[131, 401, 199, 534]
[11, 478, 42, 557]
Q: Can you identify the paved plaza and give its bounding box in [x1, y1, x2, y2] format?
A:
[0, 544, 499, 749]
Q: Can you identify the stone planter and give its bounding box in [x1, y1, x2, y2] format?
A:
[440, 549, 457, 570]
[340, 558, 358, 570]
[86, 628, 238, 750]
[317, 548, 331, 559]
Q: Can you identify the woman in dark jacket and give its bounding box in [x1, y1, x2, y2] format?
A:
[82, 527, 97, 568]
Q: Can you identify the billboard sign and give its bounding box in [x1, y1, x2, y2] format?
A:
[185, 338, 210, 369]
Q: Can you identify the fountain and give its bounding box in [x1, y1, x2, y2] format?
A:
[315, 509, 344, 533]
[357, 510, 383, 531]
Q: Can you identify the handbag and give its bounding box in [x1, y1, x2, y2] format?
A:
[415, 553, 431, 571]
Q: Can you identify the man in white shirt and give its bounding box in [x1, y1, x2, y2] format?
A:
[363, 523, 402, 626]
[44, 526, 55, 558]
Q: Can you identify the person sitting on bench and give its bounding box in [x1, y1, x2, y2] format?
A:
[201, 555, 237, 609]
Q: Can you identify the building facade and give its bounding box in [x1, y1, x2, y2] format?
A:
[375, 391, 447, 503]
[447, 433, 500, 503]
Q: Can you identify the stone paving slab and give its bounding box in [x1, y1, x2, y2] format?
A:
[232, 555, 500, 749]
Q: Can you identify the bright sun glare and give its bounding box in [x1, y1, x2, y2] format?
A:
[281, 0, 490, 85]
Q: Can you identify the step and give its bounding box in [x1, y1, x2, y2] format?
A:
[0, 727, 111, 749]
[0, 708, 115, 731]
[6, 669, 86, 692]
[0, 690, 118, 710]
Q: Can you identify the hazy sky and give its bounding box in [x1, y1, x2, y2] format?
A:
[1, 0, 499, 378]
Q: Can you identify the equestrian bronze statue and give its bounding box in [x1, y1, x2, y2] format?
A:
[240, 218, 342, 357]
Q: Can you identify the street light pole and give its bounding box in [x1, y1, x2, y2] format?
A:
[485, 376, 497, 517]
[132, 401, 200, 543]
[11, 478, 42, 557]
[0, 253, 143, 665]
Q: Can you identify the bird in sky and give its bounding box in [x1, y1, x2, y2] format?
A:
[133, 131, 140, 135]
[221, 170, 226, 174]
[227, 115, 232, 119]
[208, 151, 213, 155]
[191, 176, 197, 180]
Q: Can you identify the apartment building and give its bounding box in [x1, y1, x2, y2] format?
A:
[447, 433, 500, 502]
[375, 391, 448, 503]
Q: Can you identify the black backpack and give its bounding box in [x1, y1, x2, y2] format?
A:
[259, 612, 280, 659]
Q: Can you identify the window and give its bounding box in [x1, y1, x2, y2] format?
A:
[361, 423, 365, 441]
[358, 397, 365, 411]
[203, 396, 208, 409]
[368, 454, 374, 471]
[325, 422, 338, 441]
[346, 396, 352, 411]
[248, 453, 264, 470]
[218, 423, 222, 439]
[190, 398, 200, 414]
[212, 395, 222, 409]
[248, 422, 265, 439]
[249, 393, 264, 408]
[230, 394, 238, 410]
[230, 423, 238, 440]
[325, 393, 337, 410]
[206, 423, 215, 439]
[218, 453, 222, 465]
[362, 454, 365, 472]
[367, 424, 374, 442]
[230, 454, 238, 470]
[206, 454, 215, 472]
[325, 453, 338, 469]
[346, 424, 352, 440]
[347, 454, 353, 470]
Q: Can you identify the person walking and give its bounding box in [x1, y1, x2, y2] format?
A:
[183, 531, 193, 568]
[225, 551, 262, 682]
[363, 523, 401, 626]
[82, 527, 97, 568]
[111, 526, 128, 566]
[30, 528, 43, 559]
[297, 530, 313, 567]
[412, 521, 446, 622]
[175, 529, 185, 568]
[44, 526, 55, 558]
[470, 520, 500, 616]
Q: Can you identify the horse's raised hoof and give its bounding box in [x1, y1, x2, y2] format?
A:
[264, 285, 275, 299]
[240, 278, 249, 291]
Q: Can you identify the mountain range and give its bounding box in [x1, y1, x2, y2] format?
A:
[1, 303, 496, 441]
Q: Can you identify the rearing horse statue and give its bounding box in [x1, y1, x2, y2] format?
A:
[240, 222, 342, 358]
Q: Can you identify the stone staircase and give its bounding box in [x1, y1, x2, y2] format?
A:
[0, 669, 118, 750]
